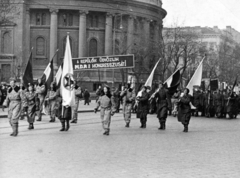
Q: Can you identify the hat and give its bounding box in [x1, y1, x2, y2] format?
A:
[146, 86, 151, 90]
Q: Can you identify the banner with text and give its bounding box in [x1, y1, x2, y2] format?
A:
[72, 54, 134, 71]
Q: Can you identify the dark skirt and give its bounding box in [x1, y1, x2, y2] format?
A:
[62, 106, 72, 120]
[178, 110, 191, 125]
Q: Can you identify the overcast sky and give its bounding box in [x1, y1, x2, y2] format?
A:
[162, 0, 240, 31]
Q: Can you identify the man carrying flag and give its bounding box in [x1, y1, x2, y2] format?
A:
[59, 33, 75, 131]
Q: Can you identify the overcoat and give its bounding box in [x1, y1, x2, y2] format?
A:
[155, 88, 171, 119]
[178, 94, 191, 125]
[136, 91, 149, 119]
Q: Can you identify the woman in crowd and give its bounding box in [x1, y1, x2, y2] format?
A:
[177, 88, 192, 132]
[94, 86, 116, 135]
[136, 86, 150, 128]
[3, 79, 22, 136]
[25, 83, 38, 130]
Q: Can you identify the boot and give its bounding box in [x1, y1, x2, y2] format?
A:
[158, 122, 164, 130]
[10, 122, 14, 136]
[125, 122, 130, 128]
[37, 117, 42, 121]
[28, 123, 33, 130]
[103, 129, 110, 135]
[49, 117, 55, 122]
[71, 119, 77, 123]
[140, 121, 143, 128]
[59, 121, 65, 131]
[65, 120, 70, 131]
[183, 124, 188, 132]
[11, 123, 18, 137]
[163, 122, 166, 130]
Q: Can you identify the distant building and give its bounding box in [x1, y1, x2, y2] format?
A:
[0, 0, 166, 90]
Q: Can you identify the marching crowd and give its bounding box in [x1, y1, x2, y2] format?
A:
[1, 78, 239, 137]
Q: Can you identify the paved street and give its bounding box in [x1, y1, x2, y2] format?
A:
[1, 103, 240, 178]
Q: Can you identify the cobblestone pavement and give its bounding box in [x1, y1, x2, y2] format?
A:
[1, 111, 240, 178]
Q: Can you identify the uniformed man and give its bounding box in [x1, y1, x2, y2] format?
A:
[45, 82, 57, 122]
[3, 79, 23, 136]
[213, 89, 224, 118]
[71, 83, 82, 123]
[154, 81, 171, 130]
[192, 86, 201, 117]
[35, 78, 46, 121]
[120, 83, 136, 127]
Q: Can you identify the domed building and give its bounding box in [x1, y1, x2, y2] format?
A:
[0, 0, 166, 90]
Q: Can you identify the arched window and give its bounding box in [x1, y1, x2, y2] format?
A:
[36, 37, 45, 56]
[89, 38, 97, 57]
[36, 13, 41, 25]
[1, 31, 12, 54]
[42, 13, 46, 25]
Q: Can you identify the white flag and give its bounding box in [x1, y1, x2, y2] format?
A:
[144, 58, 161, 87]
[60, 35, 75, 107]
[187, 57, 205, 95]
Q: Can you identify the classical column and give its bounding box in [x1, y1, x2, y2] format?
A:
[78, 10, 88, 57]
[105, 13, 113, 55]
[25, 7, 30, 58]
[154, 21, 160, 46]
[104, 13, 113, 80]
[127, 15, 134, 54]
[143, 18, 150, 44]
[49, 8, 58, 67]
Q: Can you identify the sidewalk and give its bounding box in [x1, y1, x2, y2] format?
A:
[0, 100, 98, 118]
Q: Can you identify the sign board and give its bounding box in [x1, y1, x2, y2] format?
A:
[72, 54, 134, 71]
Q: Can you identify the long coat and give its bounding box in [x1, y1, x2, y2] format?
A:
[136, 91, 149, 119]
[3, 86, 22, 124]
[177, 94, 191, 125]
[155, 88, 171, 119]
[25, 91, 37, 123]
[193, 91, 202, 110]
[213, 93, 224, 114]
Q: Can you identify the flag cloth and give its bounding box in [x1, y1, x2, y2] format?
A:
[164, 68, 181, 96]
[137, 58, 161, 97]
[187, 57, 205, 95]
[144, 58, 161, 88]
[60, 35, 75, 107]
[41, 59, 54, 91]
[55, 64, 63, 88]
[22, 52, 33, 87]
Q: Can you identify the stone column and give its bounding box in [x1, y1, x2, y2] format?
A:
[25, 7, 30, 59]
[105, 13, 113, 55]
[154, 21, 160, 46]
[104, 13, 113, 80]
[127, 15, 134, 54]
[143, 18, 150, 44]
[78, 10, 88, 57]
[49, 8, 58, 67]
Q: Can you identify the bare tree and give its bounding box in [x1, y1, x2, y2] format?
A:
[0, 0, 19, 25]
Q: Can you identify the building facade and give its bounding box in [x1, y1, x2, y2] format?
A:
[0, 0, 166, 90]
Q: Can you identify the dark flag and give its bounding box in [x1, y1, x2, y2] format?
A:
[164, 68, 181, 96]
[41, 59, 54, 91]
[55, 63, 63, 89]
[22, 52, 33, 87]
[210, 79, 219, 91]
[231, 76, 238, 94]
